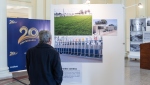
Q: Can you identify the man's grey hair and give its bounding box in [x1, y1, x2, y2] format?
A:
[39, 30, 51, 43]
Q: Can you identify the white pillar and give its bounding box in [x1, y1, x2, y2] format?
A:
[69, 0, 79, 4]
[112, 0, 121, 4]
[81, 0, 87, 4]
[0, 0, 12, 79]
[46, 0, 52, 20]
[36, 0, 46, 19]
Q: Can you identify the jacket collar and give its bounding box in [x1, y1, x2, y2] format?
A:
[36, 43, 52, 48]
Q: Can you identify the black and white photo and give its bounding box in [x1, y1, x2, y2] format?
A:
[130, 44, 140, 52]
[147, 20, 150, 26]
[130, 32, 143, 42]
[130, 18, 146, 31]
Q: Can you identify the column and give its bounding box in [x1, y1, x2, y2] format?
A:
[147, 0, 150, 17]
[46, 0, 52, 20]
[0, 0, 12, 79]
[36, 0, 46, 19]
[112, 0, 122, 4]
[69, 0, 79, 4]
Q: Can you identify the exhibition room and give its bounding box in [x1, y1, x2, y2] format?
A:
[0, 0, 150, 85]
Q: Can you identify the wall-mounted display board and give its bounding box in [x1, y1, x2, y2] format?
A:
[128, 18, 150, 59]
[7, 18, 50, 72]
[51, 4, 125, 85]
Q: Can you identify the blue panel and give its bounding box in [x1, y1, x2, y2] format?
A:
[7, 18, 50, 72]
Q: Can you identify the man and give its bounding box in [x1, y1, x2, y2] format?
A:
[26, 30, 63, 85]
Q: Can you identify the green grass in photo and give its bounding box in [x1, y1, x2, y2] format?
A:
[54, 15, 92, 35]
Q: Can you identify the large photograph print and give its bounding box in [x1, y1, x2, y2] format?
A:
[54, 36, 103, 63]
[92, 19, 117, 36]
[130, 18, 146, 31]
[54, 8, 92, 35]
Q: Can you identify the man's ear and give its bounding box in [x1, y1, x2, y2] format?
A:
[49, 38, 52, 45]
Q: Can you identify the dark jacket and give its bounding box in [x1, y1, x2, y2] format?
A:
[26, 43, 63, 85]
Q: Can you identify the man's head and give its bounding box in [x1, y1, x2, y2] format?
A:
[39, 30, 52, 45]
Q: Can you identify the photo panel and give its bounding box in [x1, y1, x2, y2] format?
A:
[130, 18, 146, 31]
[147, 19, 150, 26]
[54, 35, 103, 63]
[130, 31, 143, 42]
[54, 8, 92, 35]
[130, 44, 140, 52]
[92, 19, 117, 36]
[146, 18, 150, 31]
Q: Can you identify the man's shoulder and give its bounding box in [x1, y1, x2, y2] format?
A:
[49, 47, 59, 54]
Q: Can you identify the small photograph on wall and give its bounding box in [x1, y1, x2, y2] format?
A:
[130, 18, 146, 31]
[143, 31, 150, 42]
[146, 18, 150, 31]
[130, 44, 140, 52]
[130, 32, 143, 42]
[92, 19, 117, 36]
[147, 20, 150, 26]
[54, 36, 103, 63]
[54, 8, 92, 35]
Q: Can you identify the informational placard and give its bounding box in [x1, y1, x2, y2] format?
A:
[62, 63, 82, 83]
[143, 31, 150, 43]
[7, 18, 50, 72]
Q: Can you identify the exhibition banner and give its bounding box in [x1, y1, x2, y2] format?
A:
[51, 4, 125, 85]
[7, 18, 50, 72]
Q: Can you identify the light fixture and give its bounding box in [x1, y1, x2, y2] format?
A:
[124, 3, 143, 9]
[138, 3, 143, 8]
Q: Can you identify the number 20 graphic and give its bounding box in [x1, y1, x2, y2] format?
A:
[18, 26, 39, 44]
